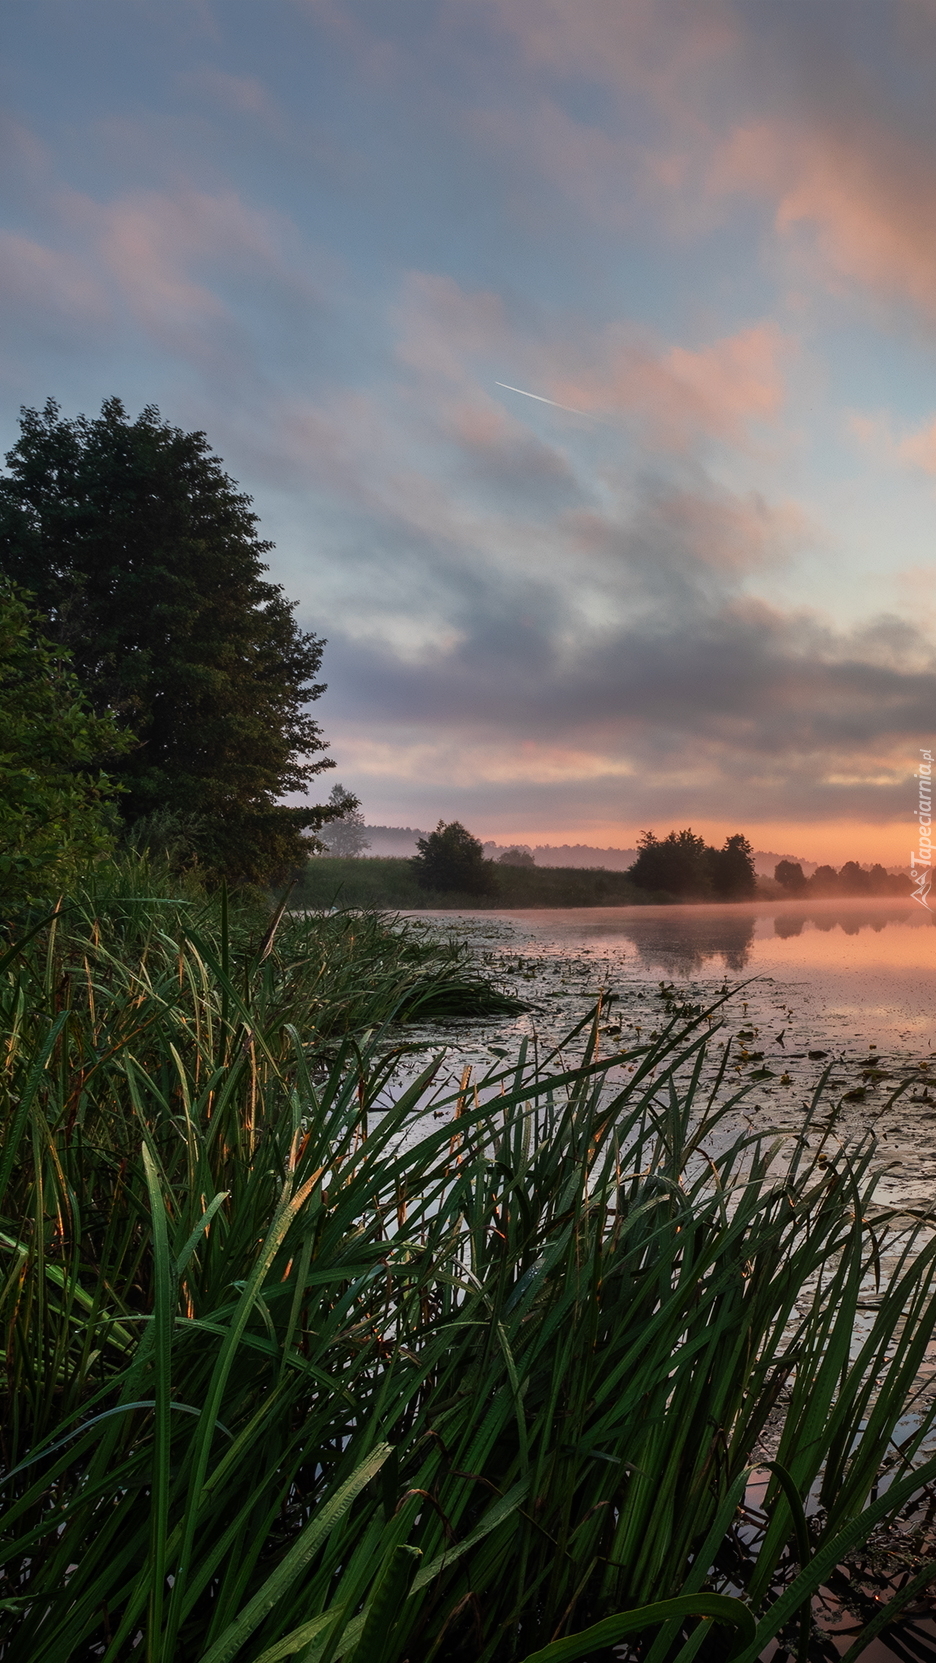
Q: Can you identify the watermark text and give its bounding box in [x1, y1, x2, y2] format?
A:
[911, 748, 933, 910]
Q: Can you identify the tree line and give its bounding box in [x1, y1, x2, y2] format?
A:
[405, 821, 760, 900]
[402, 822, 912, 903]
[775, 859, 909, 897]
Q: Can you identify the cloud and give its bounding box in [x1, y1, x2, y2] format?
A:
[896, 417, 936, 474]
[0, 233, 107, 328]
[0, 169, 330, 399]
[547, 321, 788, 449]
[396, 271, 788, 456]
[711, 116, 936, 316]
[309, 452, 934, 830]
[61, 186, 299, 336]
[456, 3, 936, 327]
[849, 407, 936, 480]
[177, 67, 276, 118]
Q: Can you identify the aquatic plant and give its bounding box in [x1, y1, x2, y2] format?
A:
[2, 874, 936, 1660]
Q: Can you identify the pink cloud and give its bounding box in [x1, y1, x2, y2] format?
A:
[712, 117, 936, 316]
[849, 408, 936, 476]
[396, 271, 787, 452]
[550, 321, 787, 448]
[395, 272, 508, 383]
[476, 0, 737, 114]
[61, 187, 290, 330]
[0, 232, 106, 323]
[897, 418, 936, 473]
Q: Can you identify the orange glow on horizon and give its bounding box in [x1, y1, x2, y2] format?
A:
[475, 821, 916, 868]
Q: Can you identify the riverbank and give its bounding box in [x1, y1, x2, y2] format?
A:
[296, 854, 656, 908]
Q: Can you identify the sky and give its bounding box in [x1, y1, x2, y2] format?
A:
[3, 1, 936, 865]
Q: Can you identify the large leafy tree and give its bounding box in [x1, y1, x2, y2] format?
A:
[0, 581, 129, 909]
[0, 399, 336, 883]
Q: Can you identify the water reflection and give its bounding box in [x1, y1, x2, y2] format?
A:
[773, 904, 920, 939]
[613, 912, 757, 976]
[510, 900, 935, 978]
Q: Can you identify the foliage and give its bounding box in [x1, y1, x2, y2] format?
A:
[2, 875, 936, 1659]
[411, 819, 496, 895]
[296, 856, 648, 909]
[708, 832, 757, 899]
[775, 859, 807, 895]
[0, 398, 336, 885]
[497, 848, 535, 867]
[317, 784, 371, 858]
[629, 828, 757, 899]
[0, 581, 129, 909]
[776, 859, 909, 898]
[629, 828, 711, 897]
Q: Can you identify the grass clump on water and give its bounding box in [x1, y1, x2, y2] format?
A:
[2, 867, 936, 1661]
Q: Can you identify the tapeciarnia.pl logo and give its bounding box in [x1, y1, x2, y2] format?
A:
[911, 748, 933, 911]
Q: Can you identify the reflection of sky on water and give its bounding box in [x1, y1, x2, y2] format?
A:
[408, 900, 936, 1208]
[483, 898, 935, 978]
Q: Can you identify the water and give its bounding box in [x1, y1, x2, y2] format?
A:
[407, 896, 936, 1209]
[396, 897, 936, 1658]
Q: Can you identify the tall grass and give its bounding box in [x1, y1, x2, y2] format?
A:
[2, 870, 936, 1661]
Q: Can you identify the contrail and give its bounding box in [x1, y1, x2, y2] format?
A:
[495, 381, 591, 418]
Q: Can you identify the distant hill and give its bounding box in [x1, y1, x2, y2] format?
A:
[360, 828, 819, 877]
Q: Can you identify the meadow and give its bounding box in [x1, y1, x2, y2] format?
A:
[3, 868, 936, 1660]
[295, 855, 649, 910]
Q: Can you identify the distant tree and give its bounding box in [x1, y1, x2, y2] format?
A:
[708, 833, 757, 899]
[810, 865, 840, 896]
[838, 860, 871, 895]
[774, 859, 807, 895]
[628, 829, 712, 898]
[319, 784, 370, 858]
[0, 398, 338, 884]
[868, 863, 891, 895]
[411, 821, 496, 895]
[0, 581, 130, 908]
[497, 848, 535, 867]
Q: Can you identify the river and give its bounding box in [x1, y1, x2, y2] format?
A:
[406, 896, 936, 1210]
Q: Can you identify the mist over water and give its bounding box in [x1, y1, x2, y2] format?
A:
[410, 898, 936, 1209]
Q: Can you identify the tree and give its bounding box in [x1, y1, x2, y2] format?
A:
[708, 833, 757, 899]
[838, 859, 871, 895]
[628, 829, 712, 898]
[318, 784, 370, 858]
[0, 398, 337, 884]
[411, 821, 496, 895]
[497, 848, 535, 867]
[0, 581, 129, 908]
[774, 860, 807, 895]
[810, 865, 840, 896]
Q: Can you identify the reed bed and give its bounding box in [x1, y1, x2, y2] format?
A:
[2, 872, 936, 1662]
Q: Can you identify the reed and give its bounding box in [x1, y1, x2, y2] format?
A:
[2, 869, 935, 1661]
